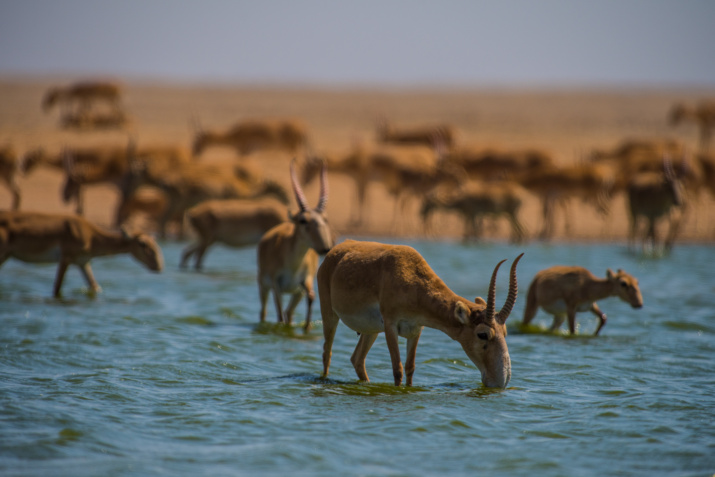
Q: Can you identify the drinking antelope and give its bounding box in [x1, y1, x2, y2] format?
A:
[522, 266, 643, 336]
[0, 211, 163, 297]
[318, 240, 522, 388]
[257, 159, 333, 331]
[180, 198, 288, 270]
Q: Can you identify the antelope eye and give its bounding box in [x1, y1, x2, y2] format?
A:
[620, 280, 628, 288]
[477, 332, 488, 341]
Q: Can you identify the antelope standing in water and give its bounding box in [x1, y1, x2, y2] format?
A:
[522, 266, 643, 336]
[257, 159, 333, 331]
[180, 198, 288, 270]
[0, 211, 163, 297]
[318, 240, 522, 388]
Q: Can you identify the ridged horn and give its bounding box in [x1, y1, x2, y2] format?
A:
[290, 158, 309, 211]
[316, 159, 328, 213]
[497, 253, 524, 324]
[486, 259, 507, 320]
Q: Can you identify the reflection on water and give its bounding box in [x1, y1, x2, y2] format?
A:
[1, 240, 714, 476]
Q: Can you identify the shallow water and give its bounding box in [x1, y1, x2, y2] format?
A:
[1, 239, 714, 476]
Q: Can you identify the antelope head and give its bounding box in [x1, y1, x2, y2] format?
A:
[606, 268, 643, 309]
[121, 226, 164, 272]
[453, 253, 523, 388]
[289, 158, 333, 255]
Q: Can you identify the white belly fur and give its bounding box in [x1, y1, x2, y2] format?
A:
[336, 303, 423, 338]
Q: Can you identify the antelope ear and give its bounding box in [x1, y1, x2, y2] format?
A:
[454, 301, 470, 325]
[474, 297, 486, 306]
[606, 268, 615, 280]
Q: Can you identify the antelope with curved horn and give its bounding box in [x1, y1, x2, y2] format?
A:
[318, 240, 523, 388]
[0, 211, 163, 297]
[257, 159, 333, 331]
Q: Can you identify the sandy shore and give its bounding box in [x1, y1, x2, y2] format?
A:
[1, 77, 713, 244]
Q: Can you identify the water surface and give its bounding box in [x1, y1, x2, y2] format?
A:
[1, 240, 713, 476]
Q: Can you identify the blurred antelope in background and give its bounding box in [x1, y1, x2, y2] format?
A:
[0, 211, 163, 297]
[0, 144, 21, 210]
[626, 157, 685, 253]
[376, 118, 456, 149]
[42, 81, 123, 118]
[669, 100, 715, 154]
[121, 155, 288, 239]
[257, 159, 333, 331]
[192, 118, 309, 157]
[420, 180, 527, 243]
[519, 162, 616, 240]
[180, 198, 287, 270]
[522, 265, 643, 336]
[444, 146, 554, 183]
[318, 240, 522, 387]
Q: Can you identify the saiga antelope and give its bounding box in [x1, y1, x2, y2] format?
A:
[42, 81, 123, 118]
[522, 266, 643, 336]
[626, 158, 684, 253]
[0, 144, 21, 210]
[376, 118, 456, 149]
[0, 211, 163, 297]
[318, 240, 523, 388]
[180, 198, 288, 270]
[192, 118, 309, 157]
[257, 159, 333, 331]
[420, 181, 527, 243]
[669, 101, 715, 154]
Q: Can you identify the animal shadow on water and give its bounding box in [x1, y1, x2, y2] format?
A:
[512, 322, 599, 339]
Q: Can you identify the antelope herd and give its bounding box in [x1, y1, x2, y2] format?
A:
[0, 81, 713, 387]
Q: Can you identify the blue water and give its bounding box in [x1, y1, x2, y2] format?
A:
[1, 239, 714, 476]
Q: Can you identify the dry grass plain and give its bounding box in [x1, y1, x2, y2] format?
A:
[1, 77, 713, 244]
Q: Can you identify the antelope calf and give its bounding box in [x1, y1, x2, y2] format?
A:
[0, 211, 163, 297]
[522, 266, 643, 336]
[180, 198, 288, 270]
[0, 144, 21, 210]
[318, 240, 522, 388]
[257, 159, 333, 331]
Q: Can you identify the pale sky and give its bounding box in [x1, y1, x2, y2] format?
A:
[0, 0, 713, 87]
